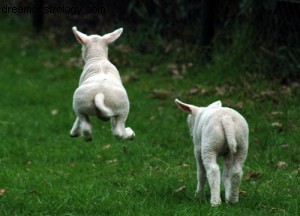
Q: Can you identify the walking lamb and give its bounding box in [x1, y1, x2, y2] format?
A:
[175, 99, 249, 206]
[70, 27, 135, 141]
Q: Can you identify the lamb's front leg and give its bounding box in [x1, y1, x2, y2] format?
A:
[70, 117, 80, 137]
[111, 115, 135, 140]
[194, 147, 206, 198]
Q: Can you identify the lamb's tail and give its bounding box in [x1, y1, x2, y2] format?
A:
[221, 115, 237, 154]
[94, 93, 114, 121]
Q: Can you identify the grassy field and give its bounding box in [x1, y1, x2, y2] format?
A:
[0, 18, 299, 215]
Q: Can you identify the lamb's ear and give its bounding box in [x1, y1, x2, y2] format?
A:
[102, 28, 123, 44]
[72, 26, 89, 44]
[208, 100, 222, 108]
[175, 99, 197, 114]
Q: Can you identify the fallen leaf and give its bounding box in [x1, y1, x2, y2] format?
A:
[68, 163, 76, 167]
[223, 100, 244, 109]
[181, 163, 189, 168]
[145, 64, 156, 73]
[44, 61, 56, 68]
[65, 57, 82, 68]
[61, 47, 73, 53]
[149, 116, 156, 121]
[0, 189, 6, 196]
[23, 161, 32, 165]
[277, 161, 288, 169]
[167, 63, 186, 78]
[174, 185, 186, 193]
[245, 171, 262, 180]
[270, 111, 283, 116]
[187, 86, 209, 96]
[187, 62, 193, 68]
[260, 90, 275, 96]
[180, 64, 187, 75]
[102, 144, 111, 150]
[235, 102, 244, 109]
[167, 63, 177, 71]
[271, 122, 283, 128]
[164, 43, 173, 53]
[115, 44, 132, 53]
[51, 109, 58, 116]
[188, 87, 199, 95]
[152, 89, 172, 99]
[239, 190, 248, 196]
[215, 86, 227, 96]
[280, 144, 289, 148]
[121, 74, 139, 84]
[168, 64, 180, 77]
[106, 159, 118, 164]
[281, 86, 291, 95]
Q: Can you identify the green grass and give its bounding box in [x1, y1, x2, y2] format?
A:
[0, 18, 299, 215]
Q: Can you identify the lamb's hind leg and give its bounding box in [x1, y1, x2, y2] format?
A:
[111, 115, 135, 140]
[223, 153, 233, 203]
[70, 117, 80, 137]
[78, 114, 92, 141]
[194, 147, 206, 198]
[228, 155, 244, 204]
[203, 153, 221, 206]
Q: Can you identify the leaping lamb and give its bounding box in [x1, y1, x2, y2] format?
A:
[70, 27, 135, 141]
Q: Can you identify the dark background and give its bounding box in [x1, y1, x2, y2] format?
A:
[2, 0, 300, 82]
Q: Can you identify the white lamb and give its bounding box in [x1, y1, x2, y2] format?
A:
[175, 99, 249, 206]
[70, 27, 135, 141]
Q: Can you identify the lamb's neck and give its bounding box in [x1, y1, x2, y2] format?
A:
[85, 56, 108, 65]
[84, 47, 108, 65]
[79, 55, 111, 85]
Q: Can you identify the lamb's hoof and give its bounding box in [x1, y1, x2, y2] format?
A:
[194, 191, 205, 200]
[83, 131, 92, 142]
[114, 128, 135, 140]
[70, 134, 79, 138]
[128, 132, 135, 140]
[70, 130, 80, 138]
[226, 198, 239, 204]
[125, 128, 135, 140]
[210, 199, 222, 207]
[84, 136, 92, 142]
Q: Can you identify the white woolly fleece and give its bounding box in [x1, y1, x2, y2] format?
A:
[175, 99, 248, 206]
[70, 27, 135, 141]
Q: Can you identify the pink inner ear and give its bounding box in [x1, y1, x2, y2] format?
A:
[103, 34, 117, 44]
[181, 104, 192, 112]
[176, 102, 192, 113]
[75, 33, 84, 43]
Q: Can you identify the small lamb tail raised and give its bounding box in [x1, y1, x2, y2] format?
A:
[94, 93, 114, 121]
[221, 116, 237, 154]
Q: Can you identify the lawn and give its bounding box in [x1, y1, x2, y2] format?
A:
[0, 18, 299, 215]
